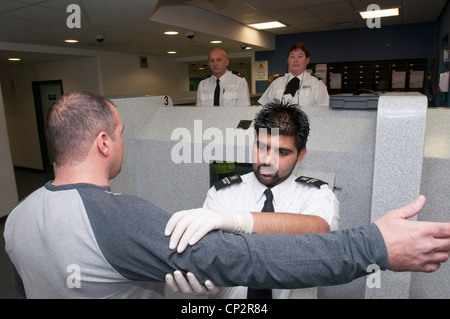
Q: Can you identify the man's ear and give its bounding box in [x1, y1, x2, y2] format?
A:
[96, 132, 109, 156]
[296, 148, 307, 165]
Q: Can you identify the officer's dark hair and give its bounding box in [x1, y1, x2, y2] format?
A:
[287, 42, 310, 59]
[253, 100, 310, 153]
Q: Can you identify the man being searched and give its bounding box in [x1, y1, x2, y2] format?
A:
[196, 48, 250, 107]
[4, 91, 450, 299]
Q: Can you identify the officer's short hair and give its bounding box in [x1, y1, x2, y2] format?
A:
[46, 91, 117, 165]
[287, 43, 310, 59]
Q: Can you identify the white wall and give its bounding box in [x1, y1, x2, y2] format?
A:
[0, 50, 189, 170]
[99, 53, 189, 97]
[0, 84, 19, 217]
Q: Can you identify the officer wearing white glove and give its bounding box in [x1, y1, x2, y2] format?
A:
[165, 208, 253, 253]
[166, 270, 219, 295]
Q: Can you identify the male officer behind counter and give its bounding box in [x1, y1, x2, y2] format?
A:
[166, 102, 339, 299]
[5, 91, 450, 299]
[258, 43, 329, 107]
[196, 48, 250, 107]
[166, 103, 450, 297]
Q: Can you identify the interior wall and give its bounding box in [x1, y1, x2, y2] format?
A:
[0, 84, 19, 218]
[99, 52, 189, 98]
[1, 51, 189, 170]
[255, 22, 438, 96]
[0, 56, 100, 169]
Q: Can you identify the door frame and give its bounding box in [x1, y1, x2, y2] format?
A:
[32, 80, 64, 172]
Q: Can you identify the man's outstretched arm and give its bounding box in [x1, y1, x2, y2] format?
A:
[374, 195, 450, 272]
[166, 195, 450, 290]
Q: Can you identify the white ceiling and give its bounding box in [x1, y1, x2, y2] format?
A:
[0, 0, 447, 66]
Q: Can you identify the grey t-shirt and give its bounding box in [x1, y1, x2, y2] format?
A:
[4, 182, 387, 298]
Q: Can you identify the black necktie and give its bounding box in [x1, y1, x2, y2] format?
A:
[284, 77, 300, 97]
[261, 189, 274, 213]
[214, 79, 220, 106]
[247, 189, 274, 299]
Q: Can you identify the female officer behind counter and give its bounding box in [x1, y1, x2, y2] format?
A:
[258, 43, 329, 107]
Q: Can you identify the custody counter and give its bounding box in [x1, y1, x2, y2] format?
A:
[110, 93, 450, 299]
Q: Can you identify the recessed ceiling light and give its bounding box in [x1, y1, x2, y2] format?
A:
[167, 51, 177, 54]
[359, 8, 399, 19]
[8, 58, 21, 61]
[65, 39, 79, 43]
[164, 31, 179, 35]
[247, 21, 286, 30]
[210, 40, 222, 44]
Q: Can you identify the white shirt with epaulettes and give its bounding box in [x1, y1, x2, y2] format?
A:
[196, 70, 250, 107]
[258, 71, 329, 107]
[203, 172, 340, 299]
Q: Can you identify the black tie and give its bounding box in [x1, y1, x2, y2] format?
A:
[261, 189, 274, 213]
[214, 79, 220, 106]
[284, 77, 300, 97]
[247, 189, 274, 299]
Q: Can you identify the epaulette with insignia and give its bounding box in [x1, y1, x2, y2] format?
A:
[295, 176, 327, 188]
[310, 73, 323, 82]
[213, 175, 242, 190]
[272, 73, 285, 81]
[231, 70, 245, 78]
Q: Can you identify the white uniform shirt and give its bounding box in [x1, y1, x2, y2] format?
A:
[258, 71, 329, 107]
[203, 172, 340, 299]
[196, 70, 250, 107]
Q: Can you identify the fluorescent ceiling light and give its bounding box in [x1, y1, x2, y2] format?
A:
[248, 21, 286, 30]
[360, 8, 399, 19]
[167, 51, 177, 54]
[8, 58, 21, 61]
[64, 39, 78, 43]
[164, 31, 179, 35]
[210, 40, 222, 44]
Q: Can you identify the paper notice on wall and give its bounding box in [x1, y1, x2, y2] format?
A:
[314, 64, 327, 83]
[392, 71, 406, 89]
[409, 70, 424, 89]
[440, 71, 449, 92]
[330, 73, 342, 89]
[255, 60, 268, 81]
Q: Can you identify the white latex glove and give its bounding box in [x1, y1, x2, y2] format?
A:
[165, 270, 220, 295]
[165, 208, 253, 253]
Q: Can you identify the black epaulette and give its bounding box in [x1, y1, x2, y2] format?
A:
[272, 74, 285, 81]
[310, 73, 323, 82]
[295, 176, 327, 188]
[213, 175, 243, 190]
[202, 74, 213, 80]
[231, 70, 245, 78]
